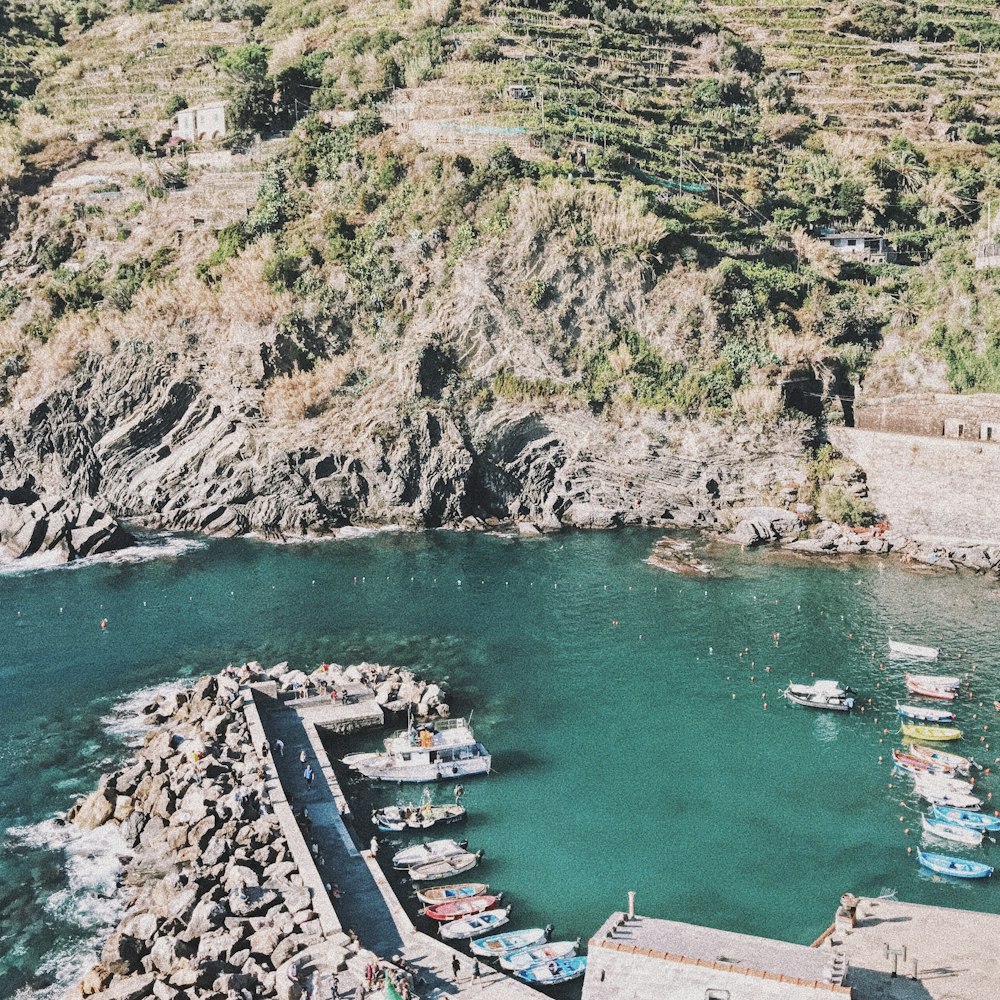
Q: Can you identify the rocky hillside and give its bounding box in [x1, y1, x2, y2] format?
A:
[1, 0, 999, 557]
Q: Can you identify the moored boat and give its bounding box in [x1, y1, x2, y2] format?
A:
[907, 744, 975, 774]
[904, 676, 957, 701]
[889, 640, 940, 660]
[392, 838, 468, 870]
[913, 784, 982, 810]
[408, 850, 483, 882]
[416, 882, 489, 906]
[343, 718, 491, 783]
[470, 927, 551, 957]
[439, 907, 511, 940]
[515, 956, 588, 985]
[373, 803, 467, 832]
[892, 749, 953, 776]
[932, 805, 998, 829]
[500, 941, 580, 972]
[424, 894, 502, 922]
[901, 723, 962, 742]
[906, 672, 960, 689]
[921, 814, 984, 846]
[896, 702, 955, 723]
[781, 680, 854, 712]
[917, 850, 993, 879]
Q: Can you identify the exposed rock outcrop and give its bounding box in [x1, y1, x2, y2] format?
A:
[0, 347, 813, 553]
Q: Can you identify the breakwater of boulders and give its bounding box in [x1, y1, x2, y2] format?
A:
[63, 654, 453, 1000]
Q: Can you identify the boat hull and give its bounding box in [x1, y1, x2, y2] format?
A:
[439, 908, 511, 940]
[515, 957, 588, 985]
[889, 641, 940, 660]
[897, 703, 955, 723]
[901, 723, 962, 742]
[500, 942, 579, 972]
[424, 894, 501, 921]
[921, 815, 984, 846]
[416, 882, 489, 905]
[917, 850, 993, 879]
[782, 690, 853, 711]
[470, 929, 548, 957]
[932, 806, 998, 830]
[408, 852, 481, 882]
[392, 839, 468, 870]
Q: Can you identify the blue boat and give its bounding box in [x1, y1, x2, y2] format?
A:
[917, 850, 993, 879]
[515, 956, 587, 985]
[932, 805, 1000, 831]
[470, 927, 549, 958]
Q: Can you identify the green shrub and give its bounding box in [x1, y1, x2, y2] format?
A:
[262, 250, 303, 291]
[817, 485, 876, 527]
[164, 94, 188, 117]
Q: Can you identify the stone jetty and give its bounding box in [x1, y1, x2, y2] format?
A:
[63, 659, 536, 1000]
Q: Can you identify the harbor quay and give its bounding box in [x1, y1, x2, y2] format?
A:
[582, 894, 1000, 1000]
[63, 660, 1000, 1000]
[247, 670, 540, 1000]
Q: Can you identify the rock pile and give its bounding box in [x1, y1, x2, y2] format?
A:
[65, 671, 348, 1000]
[262, 660, 449, 719]
[0, 472, 133, 562]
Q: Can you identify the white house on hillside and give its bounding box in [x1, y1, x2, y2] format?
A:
[173, 102, 227, 142]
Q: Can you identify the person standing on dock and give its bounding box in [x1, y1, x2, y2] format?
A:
[370, 835, 379, 858]
[471, 960, 480, 980]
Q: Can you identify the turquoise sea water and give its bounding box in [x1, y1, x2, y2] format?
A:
[2, 529, 1000, 996]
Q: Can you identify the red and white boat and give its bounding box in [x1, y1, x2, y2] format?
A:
[423, 893, 503, 922]
[905, 674, 957, 700]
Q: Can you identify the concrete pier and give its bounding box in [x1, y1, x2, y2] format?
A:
[247, 683, 539, 1000]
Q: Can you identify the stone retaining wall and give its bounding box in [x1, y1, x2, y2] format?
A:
[827, 426, 1000, 545]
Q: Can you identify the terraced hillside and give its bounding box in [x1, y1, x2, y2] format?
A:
[1, 0, 1000, 546]
[707, 0, 1000, 137]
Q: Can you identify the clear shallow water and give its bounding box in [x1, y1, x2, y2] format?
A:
[2, 530, 1000, 995]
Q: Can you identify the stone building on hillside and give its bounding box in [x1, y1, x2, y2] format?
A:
[817, 230, 899, 264]
[173, 102, 227, 142]
[854, 391, 1000, 440]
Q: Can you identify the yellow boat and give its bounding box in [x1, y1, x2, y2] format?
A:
[901, 722, 962, 742]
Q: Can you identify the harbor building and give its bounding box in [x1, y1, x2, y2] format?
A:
[584, 894, 1000, 1000]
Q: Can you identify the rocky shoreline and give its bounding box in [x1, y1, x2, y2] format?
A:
[61, 659, 443, 1000]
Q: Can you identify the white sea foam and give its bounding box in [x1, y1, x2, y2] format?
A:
[100, 677, 192, 745]
[0, 533, 206, 578]
[7, 819, 133, 999]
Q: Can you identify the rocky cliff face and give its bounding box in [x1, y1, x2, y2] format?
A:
[0, 343, 812, 558]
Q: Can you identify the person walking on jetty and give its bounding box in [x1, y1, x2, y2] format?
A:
[370, 835, 379, 858]
[303, 763, 314, 784]
[451, 956, 460, 981]
[471, 960, 480, 980]
[275, 738, 284, 757]
[300, 749, 308, 765]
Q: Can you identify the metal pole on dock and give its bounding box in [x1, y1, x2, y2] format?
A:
[627, 890, 636, 919]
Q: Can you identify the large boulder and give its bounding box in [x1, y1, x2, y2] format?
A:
[73, 787, 116, 830]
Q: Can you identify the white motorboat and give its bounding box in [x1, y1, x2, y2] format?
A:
[392, 838, 468, 870]
[343, 717, 491, 782]
[888, 640, 941, 660]
[781, 680, 854, 712]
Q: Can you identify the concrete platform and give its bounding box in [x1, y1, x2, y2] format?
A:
[839, 895, 1000, 1000]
